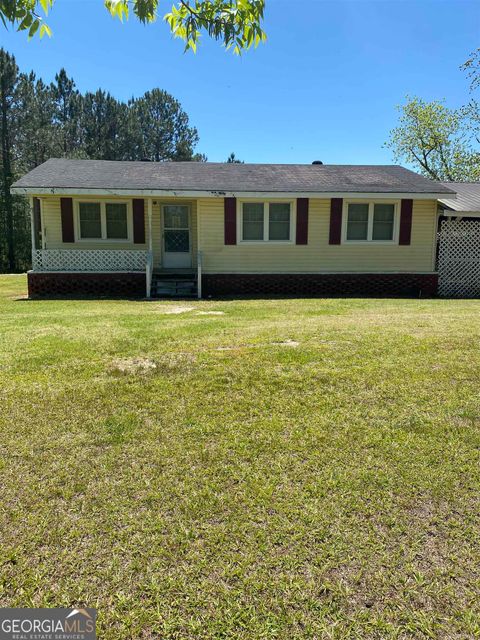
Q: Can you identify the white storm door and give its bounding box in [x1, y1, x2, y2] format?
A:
[162, 205, 192, 268]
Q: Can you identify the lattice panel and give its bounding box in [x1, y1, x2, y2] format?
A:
[438, 220, 480, 298]
[34, 249, 149, 272]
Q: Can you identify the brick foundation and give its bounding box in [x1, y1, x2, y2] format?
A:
[28, 271, 439, 299]
[202, 273, 439, 298]
[28, 271, 146, 298]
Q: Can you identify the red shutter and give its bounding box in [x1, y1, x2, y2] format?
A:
[399, 199, 413, 245]
[296, 198, 309, 244]
[224, 197, 237, 245]
[60, 197, 74, 243]
[329, 198, 343, 245]
[132, 199, 145, 244]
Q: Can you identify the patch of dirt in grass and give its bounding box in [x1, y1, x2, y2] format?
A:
[196, 311, 225, 316]
[160, 306, 194, 315]
[110, 353, 197, 376]
[271, 339, 299, 347]
[214, 339, 300, 351]
[110, 357, 157, 376]
[156, 352, 197, 374]
[409, 497, 451, 574]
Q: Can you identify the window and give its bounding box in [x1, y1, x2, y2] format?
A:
[345, 202, 397, 242]
[77, 201, 129, 241]
[346, 203, 369, 240]
[79, 203, 102, 239]
[106, 203, 128, 239]
[243, 203, 264, 240]
[269, 203, 291, 240]
[164, 205, 189, 230]
[240, 201, 293, 242]
[372, 204, 395, 240]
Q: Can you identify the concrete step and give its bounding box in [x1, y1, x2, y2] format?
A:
[151, 278, 198, 298]
[152, 272, 196, 280]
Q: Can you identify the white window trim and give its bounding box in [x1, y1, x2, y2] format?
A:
[342, 200, 400, 244]
[238, 199, 296, 244]
[74, 199, 133, 243]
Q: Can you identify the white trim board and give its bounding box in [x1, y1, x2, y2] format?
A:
[440, 210, 480, 217]
[10, 186, 457, 200]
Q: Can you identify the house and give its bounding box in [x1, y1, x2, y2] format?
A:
[11, 158, 456, 299]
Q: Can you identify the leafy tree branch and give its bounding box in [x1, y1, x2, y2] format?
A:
[0, 0, 266, 53]
[386, 97, 480, 182]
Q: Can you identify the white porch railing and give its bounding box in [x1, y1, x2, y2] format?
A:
[32, 249, 149, 273]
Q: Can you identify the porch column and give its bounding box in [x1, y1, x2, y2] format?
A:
[146, 198, 153, 298]
[29, 196, 36, 270]
[41, 199, 46, 250]
[197, 202, 202, 299]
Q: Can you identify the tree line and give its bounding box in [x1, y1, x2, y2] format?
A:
[0, 48, 205, 272]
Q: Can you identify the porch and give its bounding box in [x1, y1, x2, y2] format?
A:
[29, 196, 202, 298]
[30, 248, 202, 298]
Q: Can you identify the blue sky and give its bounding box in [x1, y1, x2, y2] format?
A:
[1, 0, 479, 164]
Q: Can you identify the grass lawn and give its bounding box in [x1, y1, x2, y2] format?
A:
[1, 274, 480, 639]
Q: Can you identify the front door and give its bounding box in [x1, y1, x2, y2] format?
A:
[162, 205, 192, 268]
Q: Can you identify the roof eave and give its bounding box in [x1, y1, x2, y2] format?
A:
[10, 186, 457, 199]
[440, 208, 480, 216]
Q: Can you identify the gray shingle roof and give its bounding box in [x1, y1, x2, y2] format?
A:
[11, 158, 456, 196]
[439, 182, 480, 212]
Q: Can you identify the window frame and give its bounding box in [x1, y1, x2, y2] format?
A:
[74, 199, 133, 243]
[342, 200, 400, 244]
[238, 199, 296, 244]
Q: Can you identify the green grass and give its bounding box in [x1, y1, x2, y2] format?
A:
[1, 274, 480, 639]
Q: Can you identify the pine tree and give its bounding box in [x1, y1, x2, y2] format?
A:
[0, 50, 205, 271]
[0, 49, 19, 271]
[130, 89, 199, 162]
[81, 90, 128, 160]
[52, 69, 83, 157]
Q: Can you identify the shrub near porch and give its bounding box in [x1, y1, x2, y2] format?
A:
[1, 274, 480, 639]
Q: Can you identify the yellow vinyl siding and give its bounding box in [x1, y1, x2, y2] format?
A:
[198, 198, 437, 273]
[40, 196, 197, 270]
[39, 195, 436, 273]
